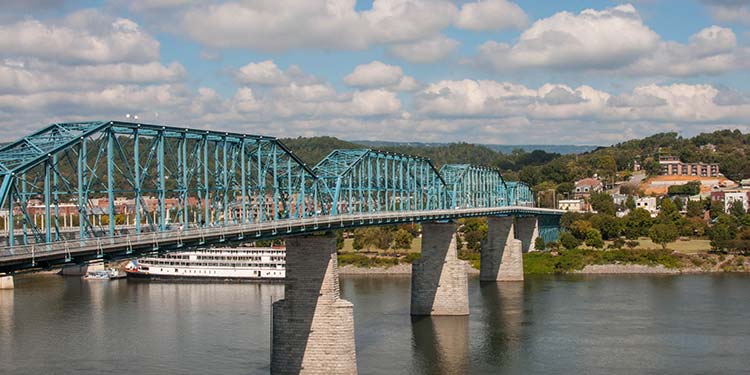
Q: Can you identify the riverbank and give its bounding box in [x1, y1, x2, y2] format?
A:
[337, 249, 749, 275]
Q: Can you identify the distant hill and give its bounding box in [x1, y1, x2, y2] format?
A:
[352, 140, 598, 155]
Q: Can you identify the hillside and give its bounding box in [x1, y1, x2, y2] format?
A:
[281, 130, 750, 197]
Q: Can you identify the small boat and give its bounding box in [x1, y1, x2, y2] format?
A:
[84, 268, 126, 280]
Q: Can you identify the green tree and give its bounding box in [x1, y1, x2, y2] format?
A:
[686, 200, 704, 218]
[569, 220, 593, 240]
[623, 208, 653, 239]
[625, 195, 636, 211]
[534, 236, 546, 251]
[392, 229, 413, 250]
[585, 228, 604, 249]
[728, 200, 747, 219]
[590, 192, 616, 215]
[708, 223, 733, 251]
[657, 197, 681, 225]
[709, 200, 724, 220]
[648, 223, 678, 249]
[560, 232, 581, 250]
[590, 214, 623, 240]
[335, 230, 344, 250]
[556, 182, 574, 197]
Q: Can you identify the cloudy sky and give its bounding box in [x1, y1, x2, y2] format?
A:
[1, 0, 750, 145]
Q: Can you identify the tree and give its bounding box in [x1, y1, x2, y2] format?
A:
[335, 230, 344, 250]
[648, 223, 678, 249]
[585, 228, 604, 249]
[625, 195, 636, 211]
[560, 232, 581, 250]
[569, 220, 593, 240]
[728, 200, 747, 219]
[590, 214, 624, 240]
[708, 223, 733, 251]
[534, 236, 546, 251]
[710, 200, 724, 220]
[590, 192, 616, 215]
[686, 200, 704, 218]
[556, 182, 574, 197]
[623, 208, 653, 239]
[392, 229, 413, 250]
[657, 197, 681, 225]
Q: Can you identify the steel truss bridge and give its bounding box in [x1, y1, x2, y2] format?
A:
[0, 121, 562, 274]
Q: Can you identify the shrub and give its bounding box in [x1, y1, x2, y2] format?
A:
[560, 232, 581, 250]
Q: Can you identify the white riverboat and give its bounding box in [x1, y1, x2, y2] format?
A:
[125, 246, 285, 281]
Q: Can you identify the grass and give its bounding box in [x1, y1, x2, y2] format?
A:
[340, 237, 422, 253]
[523, 248, 684, 274]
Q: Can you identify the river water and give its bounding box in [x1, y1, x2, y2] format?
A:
[1, 273, 749, 374]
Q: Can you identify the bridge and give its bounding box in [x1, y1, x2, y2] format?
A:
[0, 120, 564, 374]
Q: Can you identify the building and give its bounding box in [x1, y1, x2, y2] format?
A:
[612, 194, 629, 207]
[558, 199, 587, 212]
[635, 197, 658, 217]
[723, 190, 750, 214]
[574, 178, 603, 198]
[659, 156, 719, 177]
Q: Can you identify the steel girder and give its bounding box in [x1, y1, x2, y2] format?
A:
[440, 164, 508, 209]
[313, 149, 448, 215]
[507, 181, 534, 207]
[0, 121, 316, 249]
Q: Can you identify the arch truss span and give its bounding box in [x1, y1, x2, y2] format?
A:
[440, 164, 508, 209]
[0, 121, 317, 249]
[506, 181, 534, 207]
[313, 149, 448, 216]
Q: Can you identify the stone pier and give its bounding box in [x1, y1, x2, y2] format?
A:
[411, 222, 469, 316]
[271, 233, 357, 375]
[515, 216, 539, 252]
[480, 216, 524, 282]
[59, 261, 104, 276]
[0, 275, 13, 289]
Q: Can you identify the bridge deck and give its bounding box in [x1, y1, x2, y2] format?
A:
[0, 206, 562, 274]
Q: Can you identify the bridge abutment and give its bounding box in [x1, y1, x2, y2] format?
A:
[481, 216, 524, 282]
[516, 216, 539, 252]
[0, 275, 13, 289]
[271, 233, 357, 375]
[411, 222, 469, 316]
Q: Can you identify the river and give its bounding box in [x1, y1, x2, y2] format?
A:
[1, 273, 749, 374]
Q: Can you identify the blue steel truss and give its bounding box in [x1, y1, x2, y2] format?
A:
[0, 121, 550, 260]
[507, 181, 534, 207]
[313, 149, 447, 215]
[0, 121, 317, 249]
[440, 164, 507, 209]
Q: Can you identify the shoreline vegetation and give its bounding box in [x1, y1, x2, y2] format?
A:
[337, 247, 750, 275]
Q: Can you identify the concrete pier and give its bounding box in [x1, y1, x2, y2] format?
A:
[271, 233, 357, 375]
[59, 261, 104, 276]
[515, 216, 539, 252]
[411, 222, 469, 316]
[480, 216, 522, 281]
[0, 275, 13, 289]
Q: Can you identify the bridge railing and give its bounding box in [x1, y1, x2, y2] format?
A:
[0, 206, 563, 260]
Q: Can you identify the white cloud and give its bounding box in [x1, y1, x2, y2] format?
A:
[236, 60, 290, 86]
[475, 4, 749, 77]
[456, 0, 528, 31]
[176, 0, 457, 52]
[476, 4, 659, 70]
[702, 0, 750, 24]
[388, 35, 459, 63]
[415, 79, 750, 126]
[0, 10, 160, 64]
[343, 61, 418, 91]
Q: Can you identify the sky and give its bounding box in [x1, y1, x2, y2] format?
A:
[1, 0, 750, 145]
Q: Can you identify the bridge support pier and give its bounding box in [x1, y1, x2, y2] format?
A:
[516, 216, 539, 252]
[411, 222, 469, 316]
[480, 217, 523, 282]
[271, 233, 357, 375]
[0, 275, 13, 289]
[59, 261, 104, 276]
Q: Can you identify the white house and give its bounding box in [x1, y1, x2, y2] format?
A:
[635, 197, 658, 217]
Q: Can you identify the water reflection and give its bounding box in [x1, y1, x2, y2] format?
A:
[411, 315, 469, 374]
[478, 281, 525, 370]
